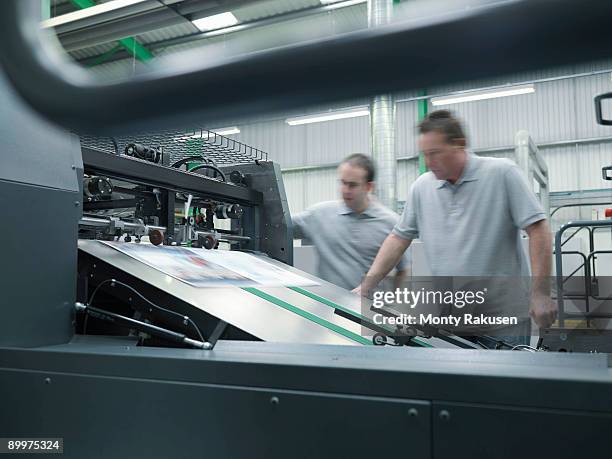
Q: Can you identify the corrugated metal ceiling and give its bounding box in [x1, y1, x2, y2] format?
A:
[63, 0, 366, 61]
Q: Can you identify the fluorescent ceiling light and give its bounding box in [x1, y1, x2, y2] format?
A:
[286, 107, 369, 126]
[192, 12, 238, 32]
[431, 85, 535, 106]
[41, 0, 148, 28]
[188, 127, 240, 138]
[209, 126, 240, 136]
[320, 0, 367, 6]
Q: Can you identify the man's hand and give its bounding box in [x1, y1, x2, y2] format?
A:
[525, 220, 555, 329]
[353, 234, 412, 298]
[352, 285, 373, 299]
[529, 292, 557, 329]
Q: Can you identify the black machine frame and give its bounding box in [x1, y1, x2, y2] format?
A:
[81, 146, 264, 247]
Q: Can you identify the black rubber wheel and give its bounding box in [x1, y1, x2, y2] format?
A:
[373, 333, 387, 346]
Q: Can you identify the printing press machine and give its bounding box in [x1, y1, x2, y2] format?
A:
[1, 1, 612, 458]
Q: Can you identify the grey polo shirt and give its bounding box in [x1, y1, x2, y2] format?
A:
[393, 153, 546, 324]
[393, 153, 546, 278]
[293, 200, 410, 290]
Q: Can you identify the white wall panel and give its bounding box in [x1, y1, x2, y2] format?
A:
[540, 146, 581, 192]
[425, 78, 576, 149]
[303, 116, 370, 165]
[396, 158, 419, 202]
[305, 167, 337, 208]
[396, 101, 419, 158]
[282, 170, 306, 214]
[235, 119, 307, 168]
[234, 114, 370, 168]
[575, 142, 612, 191]
[283, 167, 337, 214]
[575, 72, 612, 139]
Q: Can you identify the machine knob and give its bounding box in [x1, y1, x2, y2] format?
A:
[215, 204, 243, 219]
[148, 229, 164, 246]
[124, 143, 161, 164]
[84, 176, 113, 198]
[229, 170, 246, 185]
[202, 234, 217, 250]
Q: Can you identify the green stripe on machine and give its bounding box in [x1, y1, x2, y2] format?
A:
[288, 286, 433, 348]
[242, 287, 372, 345]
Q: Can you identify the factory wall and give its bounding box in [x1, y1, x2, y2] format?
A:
[231, 59, 612, 274]
[89, 55, 612, 220]
[227, 60, 612, 215]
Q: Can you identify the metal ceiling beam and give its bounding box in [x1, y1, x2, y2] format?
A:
[69, 0, 153, 62]
[85, 43, 122, 66]
[4, 0, 612, 134]
[56, 0, 260, 52]
[59, 5, 185, 52]
[117, 36, 153, 62]
[49, 0, 180, 33]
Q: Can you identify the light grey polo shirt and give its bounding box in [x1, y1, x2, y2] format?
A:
[393, 153, 546, 277]
[293, 200, 410, 290]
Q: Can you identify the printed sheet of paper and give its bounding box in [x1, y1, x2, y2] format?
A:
[102, 241, 318, 287]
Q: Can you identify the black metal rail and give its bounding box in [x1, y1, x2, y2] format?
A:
[554, 220, 612, 327]
[82, 147, 263, 206]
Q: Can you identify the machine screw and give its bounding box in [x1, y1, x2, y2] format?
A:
[71, 165, 76, 170]
[439, 410, 451, 421]
[44, 377, 51, 385]
[270, 396, 280, 406]
[74, 201, 80, 206]
[408, 408, 418, 418]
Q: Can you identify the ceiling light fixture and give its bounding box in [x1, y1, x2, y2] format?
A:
[189, 127, 240, 138]
[431, 84, 535, 106]
[41, 0, 149, 28]
[286, 107, 370, 126]
[192, 12, 238, 32]
[320, 0, 367, 6]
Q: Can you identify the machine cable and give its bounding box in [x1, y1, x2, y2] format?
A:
[84, 278, 206, 345]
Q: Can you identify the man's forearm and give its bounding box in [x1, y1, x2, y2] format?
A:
[526, 219, 557, 328]
[363, 234, 412, 291]
[291, 219, 304, 240]
[393, 269, 409, 290]
[527, 219, 552, 294]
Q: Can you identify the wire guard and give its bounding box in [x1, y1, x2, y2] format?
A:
[79, 128, 268, 167]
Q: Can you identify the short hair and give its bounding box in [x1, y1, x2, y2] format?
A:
[417, 109, 466, 144]
[341, 153, 375, 182]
